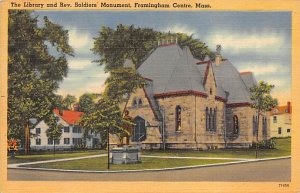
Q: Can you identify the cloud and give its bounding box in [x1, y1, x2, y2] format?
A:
[206, 31, 284, 54]
[67, 27, 93, 55]
[237, 62, 289, 76]
[68, 59, 93, 70]
[162, 24, 197, 37]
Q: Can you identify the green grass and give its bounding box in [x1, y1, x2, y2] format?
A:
[22, 157, 237, 171]
[142, 137, 291, 159]
[7, 150, 105, 164]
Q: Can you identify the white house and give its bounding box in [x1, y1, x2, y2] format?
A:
[30, 109, 101, 150]
[269, 102, 292, 138]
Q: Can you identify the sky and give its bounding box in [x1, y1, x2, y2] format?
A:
[35, 11, 291, 105]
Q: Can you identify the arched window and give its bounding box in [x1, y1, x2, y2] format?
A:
[213, 108, 217, 132]
[132, 98, 137, 107]
[209, 108, 212, 131]
[263, 117, 267, 137]
[206, 107, 209, 131]
[252, 116, 256, 136]
[175, 105, 181, 131]
[138, 98, 143, 106]
[233, 115, 239, 134]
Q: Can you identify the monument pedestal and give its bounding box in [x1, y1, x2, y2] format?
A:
[110, 145, 141, 164]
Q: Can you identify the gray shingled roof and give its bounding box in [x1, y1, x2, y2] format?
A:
[212, 61, 252, 104]
[138, 44, 205, 94]
[240, 72, 257, 91]
[143, 80, 163, 121]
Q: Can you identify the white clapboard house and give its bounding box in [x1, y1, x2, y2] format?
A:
[30, 109, 101, 150]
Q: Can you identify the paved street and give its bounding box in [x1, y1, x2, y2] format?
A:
[8, 158, 290, 181]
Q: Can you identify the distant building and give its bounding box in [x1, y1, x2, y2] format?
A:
[269, 102, 292, 138]
[30, 109, 101, 150]
[111, 43, 269, 150]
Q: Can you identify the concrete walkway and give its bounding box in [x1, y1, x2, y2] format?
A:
[8, 154, 288, 171]
[8, 154, 106, 169]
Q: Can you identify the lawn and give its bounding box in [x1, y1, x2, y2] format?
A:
[22, 157, 237, 171]
[7, 150, 105, 164]
[142, 137, 291, 159]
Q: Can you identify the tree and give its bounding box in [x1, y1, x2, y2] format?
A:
[92, 24, 214, 71]
[8, 10, 73, 148]
[78, 93, 96, 113]
[62, 94, 77, 110]
[250, 81, 278, 158]
[80, 97, 133, 145]
[45, 114, 63, 154]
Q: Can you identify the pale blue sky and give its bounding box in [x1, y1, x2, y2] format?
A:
[35, 11, 291, 105]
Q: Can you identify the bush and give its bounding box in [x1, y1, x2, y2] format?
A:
[251, 139, 276, 149]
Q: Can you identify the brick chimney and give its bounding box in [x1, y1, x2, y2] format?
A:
[59, 109, 63, 116]
[287, 101, 291, 113]
[215, 44, 222, 66]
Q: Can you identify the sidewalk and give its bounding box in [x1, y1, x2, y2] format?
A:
[8, 154, 281, 169]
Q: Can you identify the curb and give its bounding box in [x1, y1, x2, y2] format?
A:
[8, 156, 291, 173]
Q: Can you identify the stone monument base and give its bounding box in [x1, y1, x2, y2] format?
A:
[110, 145, 141, 164]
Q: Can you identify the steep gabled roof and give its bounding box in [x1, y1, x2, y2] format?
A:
[212, 61, 252, 104]
[138, 44, 205, 95]
[53, 109, 83, 125]
[240, 71, 257, 91]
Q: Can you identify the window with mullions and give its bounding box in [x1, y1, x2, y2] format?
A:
[213, 108, 217, 132]
[233, 115, 239, 134]
[175, 105, 182, 131]
[36, 138, 41, 145]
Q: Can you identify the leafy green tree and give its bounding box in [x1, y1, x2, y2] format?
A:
[92, 24, 214, 71]
[45, 114, 63, 154]
[78, 93, 96, 113]
[8, 10, 73, 144]
[62, 94, 77, 110]
[80, 97, 133, 145]
[250, 81, 278, 158]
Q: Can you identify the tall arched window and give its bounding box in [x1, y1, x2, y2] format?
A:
[209, 108, 212, 131]
[206, 107, 209, 131]
[132, 97, 137, 107]
[263, 117, 267, 137]
[233, 115, 239, 134]
[252, 116, 256, 136]
[175, 105, 182, 131]
[213, 108, 217, 132]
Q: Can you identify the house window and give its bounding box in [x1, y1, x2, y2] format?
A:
[48, 138, 53, 145]
[36, 138, 41, 145]
[278, 127, 282, 134]
[36, 128, 41, 134]
[54, 139, 60, 145]
[73, 138, 82, 145]
[72, 126, 82, 133]
[64, 127, 70, 133]
[210, 88, 212, 95]
[206, 107, 209, 131]
[273, 116, 277, 123]
[64, 138, 70, 144]
[287, 128, 291, 133]
[233, 115, 239, 134]
[209, 108, 213, 131]
[175, 105, 182, 131]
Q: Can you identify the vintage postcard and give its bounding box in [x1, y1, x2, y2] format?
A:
[0, 0, 300, 192]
